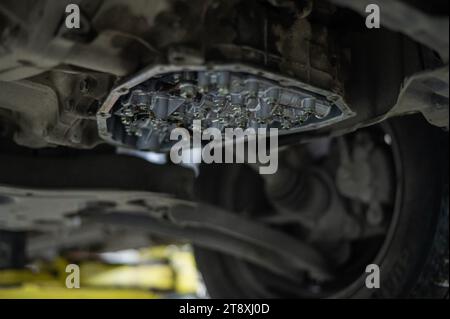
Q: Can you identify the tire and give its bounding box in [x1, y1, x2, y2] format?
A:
[194, 115, 449, 298]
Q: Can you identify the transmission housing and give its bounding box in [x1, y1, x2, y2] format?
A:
[97, 64, 354, 151]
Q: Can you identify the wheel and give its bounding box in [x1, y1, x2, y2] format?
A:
[194, 115, 449, 298]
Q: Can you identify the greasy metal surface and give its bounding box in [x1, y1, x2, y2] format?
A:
[97, 63, 354, 147]
[111, 70, 338, 151]
[385, 66, 449, 128]
[0, 80, 59, 148]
